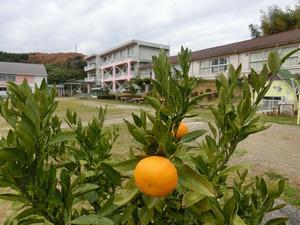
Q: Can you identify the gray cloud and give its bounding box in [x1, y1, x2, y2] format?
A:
[0, 0, 298, 55]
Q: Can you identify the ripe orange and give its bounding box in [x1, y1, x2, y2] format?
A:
[134, 156, 178, 197]
[173, 122, 188, 139]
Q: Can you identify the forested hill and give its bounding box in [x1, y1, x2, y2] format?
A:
[0, 51, 87, 84]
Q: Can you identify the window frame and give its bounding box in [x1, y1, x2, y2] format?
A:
[199, 57, 229, 75]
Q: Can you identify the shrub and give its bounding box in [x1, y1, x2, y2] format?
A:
[0, 47, 298, 225]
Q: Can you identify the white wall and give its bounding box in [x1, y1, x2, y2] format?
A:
[188, 43, 300, 79]
[34, 76, 47, 87]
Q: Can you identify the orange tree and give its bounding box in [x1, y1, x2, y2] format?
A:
[0, 81, 120, 225]
[0, 47, 298, 225]
[110, 48, 299, 225]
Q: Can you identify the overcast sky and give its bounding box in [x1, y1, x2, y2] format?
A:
[0, 0, 298, 56]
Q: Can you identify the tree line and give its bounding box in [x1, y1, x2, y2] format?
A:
[0, 51, 86, 84]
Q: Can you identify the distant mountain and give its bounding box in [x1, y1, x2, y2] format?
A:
[0, 51, 85, 64]
[27, 52, 86, 64]
[0, 51, 87, 84]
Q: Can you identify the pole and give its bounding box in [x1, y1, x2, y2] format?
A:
[297, 94, 300, 125]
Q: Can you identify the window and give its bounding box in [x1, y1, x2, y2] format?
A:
[281, 47, 298, 67]
[0, 74, 16, 82]
[199, 57, 229, 75]
[249, 46, 299, 70]
[128, 47, 136, 57]
[249, 52, 266, 69]
[0, 87, 7, 91]
[261, 96, 283, 111]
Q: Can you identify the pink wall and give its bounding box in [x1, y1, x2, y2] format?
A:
[16, 75, 34, 84]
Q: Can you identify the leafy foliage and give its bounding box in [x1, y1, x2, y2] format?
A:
[249, 4, 300, 38]
[0, 81, 117, 225]
[0, 47, 297, 225]
[0, 51, 29, 62]
[116, 48, 293, 225]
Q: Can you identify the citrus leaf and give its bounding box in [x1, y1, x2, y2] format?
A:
[100, 162, 121, 185]
[114, 158, 139, 172]
[177, 163, 215, 197]
[114, 178, 139, 206]
[48, 131, 75, 145]
[72, 183, 99, 196]
[265, 217, 288, 225]
[71, 215, 113, 225]
[182, 191, 205, 208]
[179, 130, 206, 143]
[233, 215, 247, 225]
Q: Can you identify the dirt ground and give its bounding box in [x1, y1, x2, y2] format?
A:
[186, 120, 300, 186]
[235, 123, 300, 186]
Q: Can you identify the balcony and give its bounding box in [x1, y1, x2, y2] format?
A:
[115, 72, 128, 79]
[103, 75, 113, 81]
[84, 63, 97, 71]
[84, 76, 96, 82]
[84, 77, 96, 82]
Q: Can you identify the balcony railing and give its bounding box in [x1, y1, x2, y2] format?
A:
[84, 64, 97, 71]
[115, 72, 128, 78]
[84, 77, 96, 82]
[103, 75, 113, 80]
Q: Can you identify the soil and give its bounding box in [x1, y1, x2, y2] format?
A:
[235, 123, 300, 186]
[187, 121, 300, 185]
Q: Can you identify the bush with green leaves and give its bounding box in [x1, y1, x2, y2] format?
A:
[0, 47, 298, 225]
[0, 81, 120, 225]
[112, 47, 299, 225]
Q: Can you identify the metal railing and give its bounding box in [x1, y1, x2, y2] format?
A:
[84, 64, 96, 71]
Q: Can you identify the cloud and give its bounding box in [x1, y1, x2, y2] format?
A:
[0, 0, 298, 55]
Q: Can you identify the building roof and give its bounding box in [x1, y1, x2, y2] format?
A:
[277, 69, 299, 90]
[169, 29, 300, 64]
[0, 61, 47, 76]
[98, 40, 170, 57]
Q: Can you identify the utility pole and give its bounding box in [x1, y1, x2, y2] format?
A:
[297, 93, 300, 126]
[75, 43, 77, 53]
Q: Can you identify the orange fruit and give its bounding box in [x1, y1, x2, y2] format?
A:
[173, 122, 188, 139]
[134, 156, 178, 197]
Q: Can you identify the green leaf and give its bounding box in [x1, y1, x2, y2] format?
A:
[114, 178, 139, 206]
[100, 162, 121, 185]
[71, 215, 113, 225]
[142, 194, 159, 209]
[182, 191, 205, 208]
[72, 183, 99, 196]
[98, 198, 119, 217]
[0, 193, 27, 203]
[48, 131, 75, 145]
[233, 215, 247, 225]
[177, 163, 215, 197]
[124, 120, 147, 145]
[267, 179, 285, 198]
[179, 130, 206, 143]
[223, 196, 238, 223]
[0, 148, 26, 161]
[114, 158, 139, 172]
[138, 206, 153, 225]
[265, 217, 288, 225]
[208, 122, 217, 138]
[267, 51, 281, 74]
[145, 96, 161, 111]
[132, 113, 142, 127]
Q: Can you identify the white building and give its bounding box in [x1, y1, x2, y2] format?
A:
[167, 29, 300, 78]
[84, 40, 169, 92]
